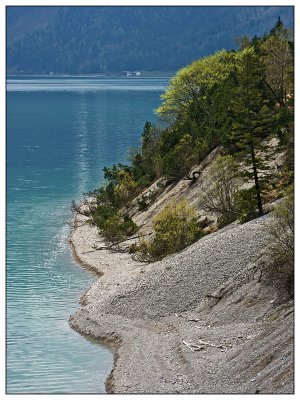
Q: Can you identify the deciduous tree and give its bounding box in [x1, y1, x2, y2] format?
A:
[261, 18, 293, 107]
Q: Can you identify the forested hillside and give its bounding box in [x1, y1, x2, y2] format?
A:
[7, 6, 293, 74]
[80, 19, 293, 267]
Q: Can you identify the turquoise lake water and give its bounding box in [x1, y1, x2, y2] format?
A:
[6, 76, 169, 393]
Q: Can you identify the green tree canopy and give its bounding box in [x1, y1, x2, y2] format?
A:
[229, 47, 275, 215]
[260, 20, 293, 107]
[156, 50, 236, 121]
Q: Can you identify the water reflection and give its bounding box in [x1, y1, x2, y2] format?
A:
[6, 76, 168, 393]
[76, 93, 89, 196]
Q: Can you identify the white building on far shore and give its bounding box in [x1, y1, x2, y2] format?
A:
[122, 71, 141, 77]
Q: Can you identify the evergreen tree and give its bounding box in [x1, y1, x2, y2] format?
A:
[229, 48, 275, 216]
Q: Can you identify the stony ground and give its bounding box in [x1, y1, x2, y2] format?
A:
[69, 212, 294, 394]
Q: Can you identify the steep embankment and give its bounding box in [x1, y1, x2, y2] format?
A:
[118, 137, 286, 244]
[69, 209, 293, 393]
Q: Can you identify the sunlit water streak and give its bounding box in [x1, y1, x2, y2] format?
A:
[6, 76, 169, 393]
[7, 77, 168, 92]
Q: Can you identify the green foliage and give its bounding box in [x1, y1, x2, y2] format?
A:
[261, 19, 293, 107]
[228, 47, 276, 216]
[217, 212, 237, 228]
[100, 163, 140, 207]
[92, 203, 118, 229]
[266, 185, 294, 284]
[161, 134, 198, 179]
[136, 122, 162, 184]
[137, 195, 148, 212]
[92, 203, 137, 243]
[114, 170, 139, 207]
[91, 172, 139, 243]
[103, 163, 131, 185]
[200, 155, 241, 227]
[102, 212, 138, 243]
[156, 50, 236, 120]
[233, 187, 259, 223]
[86, 19, 294, 252]
[155, 51, 238, 180]
[7, 7, 293, 74]
[200, 155, 268, 226]
[137, 200, 202, 260]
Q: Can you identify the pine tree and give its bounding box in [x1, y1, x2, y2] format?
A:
[229, 48, 275, 216]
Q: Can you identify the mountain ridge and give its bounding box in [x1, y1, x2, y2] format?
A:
[6, 6, 293, 74]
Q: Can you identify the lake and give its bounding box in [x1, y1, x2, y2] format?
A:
[6, 76, 169, 393]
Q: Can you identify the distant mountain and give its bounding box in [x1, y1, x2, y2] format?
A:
[6, 6, 294, 75]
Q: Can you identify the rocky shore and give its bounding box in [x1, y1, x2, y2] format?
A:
[69, 210, 294, 394]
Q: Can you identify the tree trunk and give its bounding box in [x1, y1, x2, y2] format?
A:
[250, 144, 264, 216]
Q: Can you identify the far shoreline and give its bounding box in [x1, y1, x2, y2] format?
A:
[6, 71, 175, 78]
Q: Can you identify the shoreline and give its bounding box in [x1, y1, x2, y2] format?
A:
[68, 210, 144, 393]
[68, 216, 117, 394]
[68, 209, 294, 394]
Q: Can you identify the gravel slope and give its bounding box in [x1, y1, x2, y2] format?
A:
[69, 212, 294, 394]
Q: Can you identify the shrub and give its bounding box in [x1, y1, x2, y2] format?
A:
[200, 155, 263, 226]
[114, 170, 139, 207]
[161, 134, 198, 180]
[92, 204, 138, 243]
[101, 212, 137, 243]
[266, 186, 294, 280]
[100, 164, 140, 207]
[136, 199, 202, 260]
[234, 187, 259, 224]
[137, 195, 148, 211]
[199, 155, 241, 226]
[92, 203, 118, 229]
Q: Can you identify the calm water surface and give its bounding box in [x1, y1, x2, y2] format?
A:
[6, 76, 169, 393]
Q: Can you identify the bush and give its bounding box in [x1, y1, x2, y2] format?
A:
[100, 164, 140, 207]
[161, 134, 198, 180]
[199, 155, 240, 226]
[137, 195, 148, 211]
[200, 154, 263, 226]
[136, 199, 202, 260]
[92, 204, 138, 243]
[92, 203, 118, 229]
[114, 170, 139, 207]
[102, 212, 138, 243]
[266, 186, 294, 280]
[234, 187, 259, 224]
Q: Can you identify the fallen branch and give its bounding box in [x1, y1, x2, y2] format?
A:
[182, 340, 195, 352]
[191, 345, 205, 351]
[106, 235, 143, 246]
[199, 339, 215, 347]
[182, 340, 205, 352]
